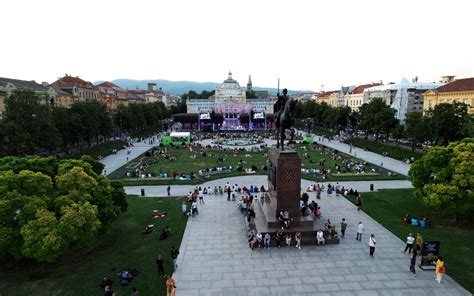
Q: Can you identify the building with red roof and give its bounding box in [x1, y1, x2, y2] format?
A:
[51, 74, 99, 106]
[423, 77, 474, 114]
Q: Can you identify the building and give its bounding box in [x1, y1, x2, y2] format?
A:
[96, 81, 128, 110]
[316, 90, 339, 106]
[364, 78, 443, 121]
[423, 77, 474, 114]
[186, 72, 274, 130]
[127, 83, 166, 105]
[0, 77, 57, 115]
[50, 74, 99, 104]
[345, 83, 381, 112]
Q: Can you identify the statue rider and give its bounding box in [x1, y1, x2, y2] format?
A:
[274, 88, 289, 128]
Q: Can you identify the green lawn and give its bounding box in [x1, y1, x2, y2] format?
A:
[66, 140, 126, 160]
[109, 143, 404, 185]
[0, 196, 187, 296]
[344, 138, 423, 161]
[346, 189, 474, 294]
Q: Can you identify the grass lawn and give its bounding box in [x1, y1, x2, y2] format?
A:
[345, 189, 474, 294]
[0, 196, 188, 296]
[66, 140, 127, 160]
[344, 138, 423, 161]
[109, 143, 404, 186]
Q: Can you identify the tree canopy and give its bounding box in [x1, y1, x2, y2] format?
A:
[408, 138, 474, 222]
[0, 156, 126, 262]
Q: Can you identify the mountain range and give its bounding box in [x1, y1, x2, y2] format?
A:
[95, 79, 312, 96]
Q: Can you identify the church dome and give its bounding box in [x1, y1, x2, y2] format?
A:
[217, 71, 242, 95]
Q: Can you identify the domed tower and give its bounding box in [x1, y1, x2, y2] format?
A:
[247, 75, 253, 91]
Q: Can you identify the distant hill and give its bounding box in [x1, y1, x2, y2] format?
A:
[95, 79, 312, 96]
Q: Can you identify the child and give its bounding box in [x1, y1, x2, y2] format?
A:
[316, 207, 321, 219]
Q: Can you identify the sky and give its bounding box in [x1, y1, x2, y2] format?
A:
[1, 0, 473, 91]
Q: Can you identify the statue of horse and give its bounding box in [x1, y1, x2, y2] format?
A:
[276, 98, 296, 150]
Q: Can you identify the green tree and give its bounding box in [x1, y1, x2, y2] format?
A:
[20, 209, 66, 262]
[358, 98, 398, 141]
[404, 112, 429, 150]
[59, 202, 101, 248]
[425, 102, 472, 146]
[409, 138, 474, 222]
[110, 181, 128, 212]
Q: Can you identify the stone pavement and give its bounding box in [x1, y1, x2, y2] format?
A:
[124, 175, 412, 197]
[171, 181, 469, 296]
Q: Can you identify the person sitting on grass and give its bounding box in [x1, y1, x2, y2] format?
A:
[142, 225, 153, 234]
[118, 270, 134, 286]
[103, 285, 116, 296]
[411, 217, 419, 226]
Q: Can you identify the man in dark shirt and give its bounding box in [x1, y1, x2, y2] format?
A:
[156, 255, 165, 278]
[171, 246, 179, 270]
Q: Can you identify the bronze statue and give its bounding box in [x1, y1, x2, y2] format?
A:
[274, 89, 296, 150]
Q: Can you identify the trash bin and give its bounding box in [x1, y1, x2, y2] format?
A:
[370, 184, 374, 191]
[141, 188, 145, 197]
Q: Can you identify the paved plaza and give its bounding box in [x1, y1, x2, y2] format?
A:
[171, 182, 469, 296]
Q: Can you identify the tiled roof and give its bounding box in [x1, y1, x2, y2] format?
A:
[0, 77, 49, 92]
[96, 81, 122, 89]
[351, 83, 381, 94]
[318, 90, 339, 98]
[52, 75, 93, 88]
[435, 77, 474, 93]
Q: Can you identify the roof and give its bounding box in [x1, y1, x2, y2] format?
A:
[351, 83, 381, 94]
[51, 75, 93, 88]
[435, 77, 474, 93]
[96, 81, 122, 89]
[365, 77, 443, 92]
[317, 90, 339, 98]
[0, 77, 49, 92]
[170, 132, 190, 137]
[54, 87, 73, 96]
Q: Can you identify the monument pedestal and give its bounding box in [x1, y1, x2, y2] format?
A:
[247, 147, 335, 245]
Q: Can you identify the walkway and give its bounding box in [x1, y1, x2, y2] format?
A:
[124, 175, 412, 197]
[170, 178, 468, 296]
[304, 132, 411, 176]
[100, 137, 158, 175]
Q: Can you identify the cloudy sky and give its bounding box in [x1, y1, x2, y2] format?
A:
[1, 0, 473, 91]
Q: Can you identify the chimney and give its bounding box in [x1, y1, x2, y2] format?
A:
[148, 83, 157, 91]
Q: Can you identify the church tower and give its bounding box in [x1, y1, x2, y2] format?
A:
[247, 75, 253, 91]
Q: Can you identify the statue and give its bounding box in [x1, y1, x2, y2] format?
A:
[274, 88, 296, 150]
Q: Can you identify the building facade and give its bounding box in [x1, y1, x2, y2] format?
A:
[345, 83, 381, 111]
[51, 74, 99, 105]
[423, 77, 474, 114]
[96, 81, 129, 110]
[0, 77, 57, 115]
[186, 72, 274, 130]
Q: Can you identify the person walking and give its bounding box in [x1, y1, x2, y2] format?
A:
[198, 188, 204, 204]
[156, 255, 165, 278]
[170, 246, 179, 270]
[295, 232, 302, 249]
[409, 249, 417, 275]
[181, 201, 187, 216]
[340, 218, 347, 238]
[355, 194, 362, 211]
[404, 233, 415, 254]
[166, 275, 176, 296]
[167, 186, 171, 196]
[435, 256, 445, 284]
[369, 234, 376, 257]
[356, 222, 364, 242]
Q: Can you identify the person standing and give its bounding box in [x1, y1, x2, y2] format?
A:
[356, 222, 364, 242]
[435, 256, 445, 284]
[181, 201, 187, 216]
[415, 232, 423, 251]
[198, 188, 204, 204]
[295, 232, 302, 249]
[409, 249, 417, 275]
[167, 186, 171, 196]
[404, 233, 415, 254]
[340, 218, 347, 238]
[156, 255, 165, 278]
[369, 234, 376, 257]
[227, 186, 232, 201]
[170, 246, 179, 270]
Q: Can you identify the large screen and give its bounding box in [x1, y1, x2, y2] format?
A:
[253, 112, 264, 119]
[200, 113, 210, 120]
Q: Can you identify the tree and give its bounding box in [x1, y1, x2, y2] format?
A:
[408, 138, 474, 222]
[20, 209, 66, 262]
[59, 202, 101, 248]
[358, 98, 398, 141]
[425, 102, 472, 146]
[404, 112, 429, 150]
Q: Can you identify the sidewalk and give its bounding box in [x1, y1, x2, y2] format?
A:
[124, 175, 412, 197]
